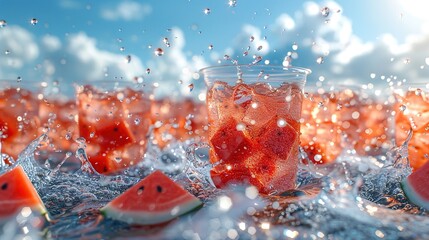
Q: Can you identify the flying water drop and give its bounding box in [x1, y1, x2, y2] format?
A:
[125, 55, 131, 63]
[30, 18, 38, 25]
[228, 0, 237, 7]
[188, 84, 194, 92]
[154, 48, 164, 56]
[321, 7, 330, 17]
[316, 56, 324, 64]
[292, 43, 298, 50]
[0, 20, 7, 28]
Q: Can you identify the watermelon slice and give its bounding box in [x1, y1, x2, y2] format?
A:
[401, 160, 429, 209]
[0, 163, 47, 220]
[100, 170, 202, 225]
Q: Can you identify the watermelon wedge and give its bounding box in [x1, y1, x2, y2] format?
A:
[401, 160, 429, 209]
[0, 163, 47, 221]
[100, 170, 202, 225]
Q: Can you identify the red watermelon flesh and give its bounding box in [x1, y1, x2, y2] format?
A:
[210, 162, 253, 189]
[209, 118, 253, 164]
[401, 160, 429, 210]
[256, 117, 298, 159]
[0, 164, 47, 220]
[100, 170, 202, 225]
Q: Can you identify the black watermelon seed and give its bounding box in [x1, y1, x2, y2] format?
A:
[1, 183, 8, 190]
[157, 185, 162, 193]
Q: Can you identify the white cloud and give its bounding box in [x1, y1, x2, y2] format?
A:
[58, 0, 81, 9]
[50, 32, 145, 83]
[0, 26, 39, 71]
[101, 1, 152, 21]
[42, 35, 62, 52]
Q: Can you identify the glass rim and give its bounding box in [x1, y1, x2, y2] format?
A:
[199, 64, 312, 75]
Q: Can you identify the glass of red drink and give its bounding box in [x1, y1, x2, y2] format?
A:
[301, 84, 394, 164]
[394, 83, 429, 171]
[200, 65, 310, 194]
[75, 80, 153, 174]
[0, 80, 42, 159]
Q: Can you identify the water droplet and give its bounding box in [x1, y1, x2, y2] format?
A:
[134, 118, 141, 125]
[188, 84, 194, 92]
[114, 157, 122, 163]
[119, 47, 125, 52]
[314, 154, 322, 162]
[154, 48, 164, 56]
[283, 56, 292, 66]
[292, 42, 298, 50]
[4, 50, 10, 55]
[76, 137, 86, 145]
[228, 0, 237, 7]
[277, 118, 287, 128]
[90, 132, 95, 138]
[125, 55, 131, 63]
[258, 70, 264, 78]
[208, 44, 213, 50]
[403, 58, 410, 64]
[252, 55, 262, 64]
[0, 20, 7, 28]
[203, 8, 211, 15]
[257, 46, 263, 51]
[321, 7, 330, 17]
[146, 68, 151, 74]
[399, 105, 407, 112]
[249, 36, 255, 42]
[263, 74, 270, 80]
[65, 132, 72, 140]
[163, 37, 170, 47]
[17, 76, 22, 82]
[243, 51, 248, 56]
[415, 88, 422, 96]
[236, 123, 246, 131]
[316, 56, 324, 64]
[30, 18, 38, 25]
[224, 54, 230, 60]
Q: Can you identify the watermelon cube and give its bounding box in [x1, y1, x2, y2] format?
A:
[209, 118, 253, 164]
[256, 117, 298, 159]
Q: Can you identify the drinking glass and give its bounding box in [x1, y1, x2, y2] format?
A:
[394, 83, 429, 170]
[75, 80, 152, 174]
[301, 84, 394, 164]
[0, 80, 42, 159]
[200, 65, 310, 194]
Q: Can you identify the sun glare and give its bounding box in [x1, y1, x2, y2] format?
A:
[398, 0, 429, 21]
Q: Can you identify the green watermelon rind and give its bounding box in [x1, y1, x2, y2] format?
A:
[100, 198, 202, 225]
[400, 178, 429, 210]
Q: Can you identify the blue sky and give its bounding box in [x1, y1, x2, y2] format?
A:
[1, 0, 429, 98]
